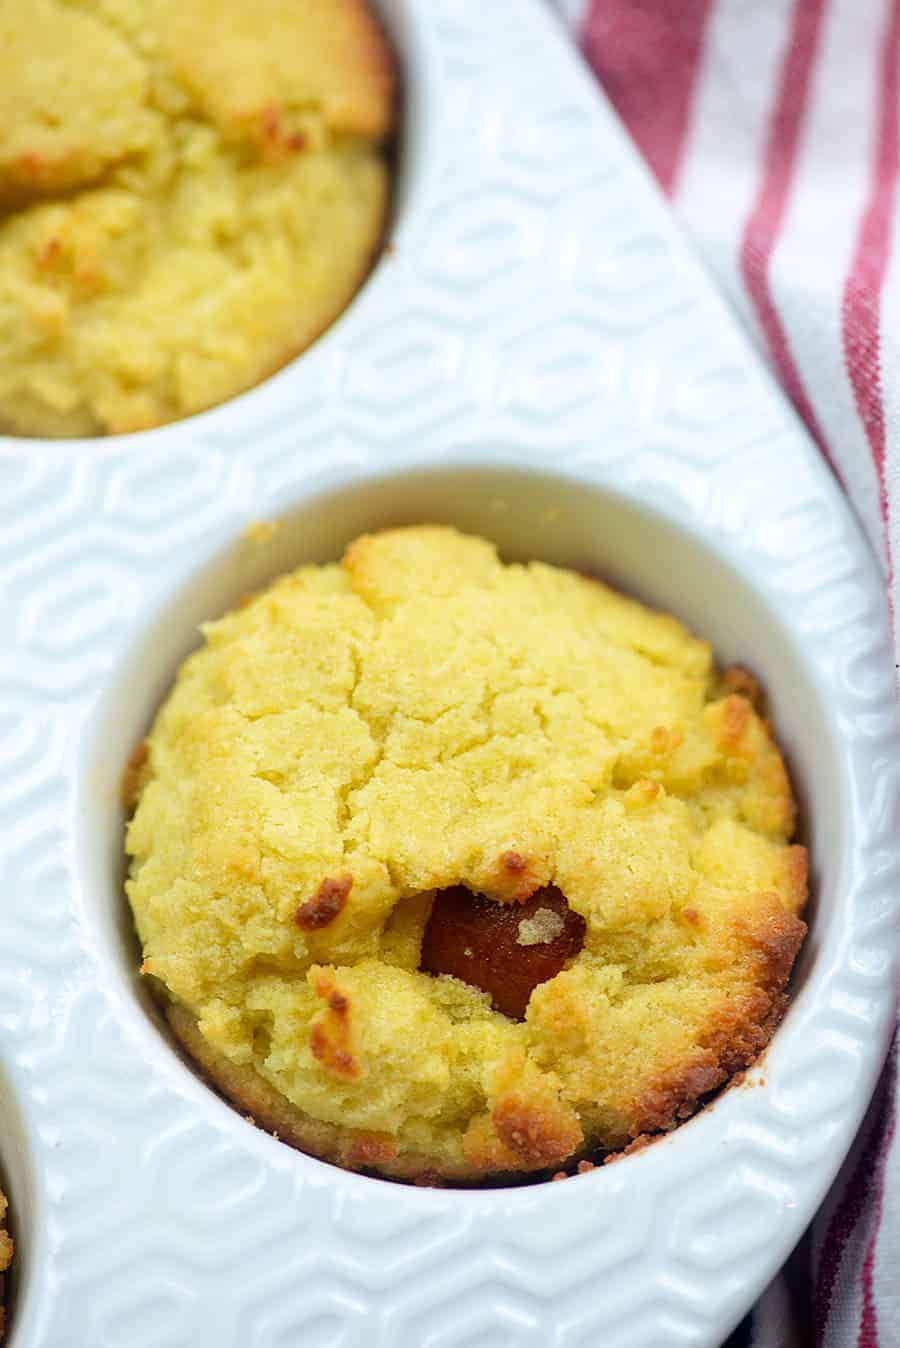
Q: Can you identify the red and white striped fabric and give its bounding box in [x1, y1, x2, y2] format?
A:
[551, 2, 900, 1344]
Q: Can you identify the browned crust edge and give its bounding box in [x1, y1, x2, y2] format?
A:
[168, 925, 804, 1185]
[633, 902, 807, 1140]
[167, 1003, 481, 1183]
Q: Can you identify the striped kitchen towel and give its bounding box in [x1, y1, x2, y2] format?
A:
[552, 1, 900, 1344]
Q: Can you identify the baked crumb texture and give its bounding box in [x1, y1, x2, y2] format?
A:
[0, 1187, 12, 1339]
[126, 526, 808, 1180]
[0, 0, 395, 437]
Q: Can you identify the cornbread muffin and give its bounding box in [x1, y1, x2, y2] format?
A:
[125, 527, 807, 1180]
[0, 1187, 11, 1339]
[0, 0, 395, 437]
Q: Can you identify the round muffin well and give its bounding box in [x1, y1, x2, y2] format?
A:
[124, 525, 807, 1182]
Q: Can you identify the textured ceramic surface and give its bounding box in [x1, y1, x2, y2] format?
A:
[1, 2, 898, 1346]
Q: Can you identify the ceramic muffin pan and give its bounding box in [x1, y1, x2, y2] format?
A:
[2, 2, 898, 1346]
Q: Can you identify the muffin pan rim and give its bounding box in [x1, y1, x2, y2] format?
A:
[1, 1, 898, 1344]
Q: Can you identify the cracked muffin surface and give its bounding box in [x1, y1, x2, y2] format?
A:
[0, 0, 395, 437]
[125, 526, 807, 1180]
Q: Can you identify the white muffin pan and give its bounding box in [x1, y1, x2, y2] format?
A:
[1, 3, 898, 1345]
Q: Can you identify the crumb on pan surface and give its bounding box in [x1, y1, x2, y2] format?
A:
[243, 519, 282, 546]
[0, 1187, 11, 1339]
[126, 526, 807, 1180]
[0, 0, 395, 437]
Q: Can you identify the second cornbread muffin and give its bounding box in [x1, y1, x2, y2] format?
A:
[125, 527, 807, 1181]
[0, 0, 395, 437]
[0, 1188, 11, 1339]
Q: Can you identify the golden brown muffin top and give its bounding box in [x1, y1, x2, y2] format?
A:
[126, 528, 806, 1177]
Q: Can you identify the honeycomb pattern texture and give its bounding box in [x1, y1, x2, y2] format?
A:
[0, 2, 898, 1346]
